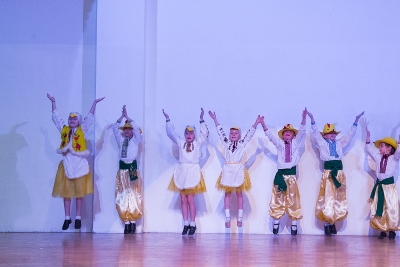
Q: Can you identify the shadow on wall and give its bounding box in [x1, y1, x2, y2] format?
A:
[0, 122, 30, 231]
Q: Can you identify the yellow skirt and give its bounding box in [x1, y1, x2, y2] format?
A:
[315, 169, 347, 224]
[168, 172, 207, 195]
[216, 169, 251, 192]
[52, 161, 93, 198]
[370, 184, 400, 232]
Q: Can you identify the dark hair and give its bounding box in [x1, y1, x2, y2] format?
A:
[384, 143, 396, 155]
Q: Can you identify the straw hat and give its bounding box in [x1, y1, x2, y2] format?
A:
[374, 137, 398, 150]
[278, 124, 298, 139]
[320, 123, 340, 136]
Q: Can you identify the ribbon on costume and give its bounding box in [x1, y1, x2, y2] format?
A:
[324, 160, 343, 188]
[370, 176, 394, 217]
[274, 166, 297, 192]
[119, 160, 138, 181]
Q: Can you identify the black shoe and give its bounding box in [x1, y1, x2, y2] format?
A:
[389, 231, 396, 240]
[129, 223, 136, 234]
[188, 226, 196, 235]
[62, 219, 72, 230]
[378, 232, 387, 239]
[291, 225, 297, 236]
[329, 224, 337, 235]
[124, 224, 131, 234]
[182, 225, 190, 235]
[74, 219, 81, 229]
[324, 225, 332, 236]
[273, 223, 279, 234]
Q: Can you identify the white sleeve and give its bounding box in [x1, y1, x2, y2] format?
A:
[311, 123, 324, 148]
[216, 125, 230, 144]
[197, 122, 209, 147]
[264, 129, 279, 148]
[166, 121, 180, 144]
[365, 143, 380, 162]
[338, 125, 357, 147]
[81, 113, 94, 134]
[240, 126, 256, 147]
[113, 122, 122, 146]
[130, 120, 141, 145]
[293, 124, 306, 146]
[52, 109, 65, 133]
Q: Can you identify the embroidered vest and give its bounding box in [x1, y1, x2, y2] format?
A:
[57, 126, 89, 156]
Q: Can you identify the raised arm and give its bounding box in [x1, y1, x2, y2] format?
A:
[208, 110, 220, 127]
[240, 115, 262, 146]
[262, 117, 279, 147]
[293, 108, 307, 145]
[163, 109, 179, 144]
[364, 126, 379, 161]
[354, 111, 364, 125]
[47, 93, 57, 111]
[89, 97, 105, 114]
[197, 108, 209, 145]
[394, 134, 400, 161]
[307, 110, 324, 145]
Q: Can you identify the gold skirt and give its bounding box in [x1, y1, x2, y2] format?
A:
[52, 161, 93, 198]
[269, 174, 303, 220]
[168, 172, 206, 195]
[116, 169, 143, 222]
[370, 183, 400, 232]
[216, 169, 251, 192]
[315, 169, 347, 224]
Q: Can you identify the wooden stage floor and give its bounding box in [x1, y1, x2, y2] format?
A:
[1, 233, 400, 266]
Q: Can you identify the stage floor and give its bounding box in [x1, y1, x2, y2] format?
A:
[0, 233, 400, 266]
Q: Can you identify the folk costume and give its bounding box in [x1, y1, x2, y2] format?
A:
[311, 122, 358, 235]
[167, 121, 209, 194]
[365, 137, 400, 239]
[51, 109, 94, 230]
[113, 120, 143, 234]
[215, 125, 256, 227]
[265, 124, 305, 235]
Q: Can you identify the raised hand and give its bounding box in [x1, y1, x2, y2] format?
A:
[355, 111, 364, 124]
[301, 107, 307, 125]
[208, 111, 217, 120]
[306, 110, 315, 123]
[47, 93, 55, 102]
[200, 108, 204, 121]
[366, 126, 370, 143]
[90, 97, 105, 114]
[162, 109, 170, 120]
[47, 93, 56, 111]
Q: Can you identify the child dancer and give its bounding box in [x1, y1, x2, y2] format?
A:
[261, 108, 307, 236]
[365, 127, 400, 239]
[163, 108, 208, 235]
[47, 93, 104, 230]
[113, 105, 143, 234]
[307, 110, 364, 235]
[208, 111, 263, 228]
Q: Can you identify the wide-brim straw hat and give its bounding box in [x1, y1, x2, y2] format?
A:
[278, 124, 298, 139]
[119, 120, 133, 130]
[320, 123, 340, 136]
[374, 137, 398, 150]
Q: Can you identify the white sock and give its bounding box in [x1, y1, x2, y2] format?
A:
[292, 220, 297, 226]
[225, 209, 230, 218]
[76, 216, 81, 220]
[130, 221, 136, 224]
[65, 216, 71, 220]
[184, 220, 189, 226]
[325, 222, 330, 226]
[125, 221, 130, 225]
[273, 220, 279, 229]
[190, 221, 196, 227]
[238, 209, 243, 218]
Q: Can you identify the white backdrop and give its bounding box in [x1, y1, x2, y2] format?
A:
[1, 0, 400, 235]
